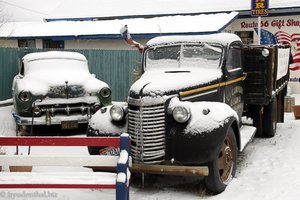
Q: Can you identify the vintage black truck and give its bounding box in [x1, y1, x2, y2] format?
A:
[87, 33, 290, 193]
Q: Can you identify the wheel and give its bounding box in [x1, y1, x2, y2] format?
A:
[205, 127, 237, 194]
[251, 105, 263, 137]
[263, 98, 277, 138]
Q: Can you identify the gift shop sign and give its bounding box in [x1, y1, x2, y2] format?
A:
[239, 18, 300, 30]
[251, 0, 269, 17]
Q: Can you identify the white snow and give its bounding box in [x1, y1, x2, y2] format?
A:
[16, 51, 108, 95]
[130, 68, 222, 96]
[1, 0, 300, 22]
[117, 150, 129, 164]
[0, 12, 238, 38]
[89, 102, 128, 134]
[147, 33, 241, 47]
[116, 173, 126, 183]
[169, 97, 239, 134]
[1, 94, 300, 199]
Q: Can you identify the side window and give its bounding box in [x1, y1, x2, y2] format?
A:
[227, 44, 242, 71]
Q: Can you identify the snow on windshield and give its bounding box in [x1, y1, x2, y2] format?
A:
[145, 44, 222, 70]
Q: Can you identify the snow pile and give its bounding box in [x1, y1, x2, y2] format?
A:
[169, 97, 238, 134]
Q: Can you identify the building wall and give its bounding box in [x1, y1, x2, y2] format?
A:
[64, 39, 148, 50]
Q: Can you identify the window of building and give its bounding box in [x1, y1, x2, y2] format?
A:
[43, 39, 64, 49]
[235, 31, 254, 44]
[18, 39, 36, 48]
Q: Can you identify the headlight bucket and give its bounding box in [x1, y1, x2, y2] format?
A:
[173, 106, 191, 123]
[100, 87, 111, 98]
[110, 105, 125, 121]
[18, 91, 31, 102]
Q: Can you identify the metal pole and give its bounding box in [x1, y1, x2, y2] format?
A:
[258, 16, 261, 45]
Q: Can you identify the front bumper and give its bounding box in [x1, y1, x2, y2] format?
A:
[12, 112, 90, 126]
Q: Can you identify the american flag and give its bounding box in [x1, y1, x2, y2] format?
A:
[255, 28, 278, 44]
[275, 31, 300, 71]
[120, 25, 144, 53]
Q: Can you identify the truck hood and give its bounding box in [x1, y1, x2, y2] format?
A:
[130, 68, 222, 97]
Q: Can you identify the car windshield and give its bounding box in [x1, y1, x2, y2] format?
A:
[24, 58, 90, 77]
[145, 44, 223, 70]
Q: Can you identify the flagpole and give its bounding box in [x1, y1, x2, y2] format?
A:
[258, 16, 261, 45]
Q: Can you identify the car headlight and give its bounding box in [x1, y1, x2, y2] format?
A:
[18, 91, 31, 102]
[110, 105, 124, 121]
[32, 106, 42, 117]
[100, 87, 111, 98]
[173, 106, 191, 123]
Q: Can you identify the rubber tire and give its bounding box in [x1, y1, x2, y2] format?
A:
[263, 98, 277, 138]
[251, 105, 263, 137]
[204, 127, 237, 194]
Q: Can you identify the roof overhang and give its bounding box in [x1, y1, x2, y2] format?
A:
[0, 12, 239, 40]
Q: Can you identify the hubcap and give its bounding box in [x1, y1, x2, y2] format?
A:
[218, 136, 235, 184]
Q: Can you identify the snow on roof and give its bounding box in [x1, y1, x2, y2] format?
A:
[147, 33, 241, 47]
[0, 12, 238, 39]
[47, 0, 300, 21]
[23, 51, 87, 63]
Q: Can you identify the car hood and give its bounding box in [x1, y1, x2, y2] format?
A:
[129, 68, 222, 97]
[17, 73, 109, 96]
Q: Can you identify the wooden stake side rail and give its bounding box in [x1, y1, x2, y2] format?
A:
[0, 134, 130, 200]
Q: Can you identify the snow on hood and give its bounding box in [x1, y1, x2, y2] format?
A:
[130, 68, 222, 96]
[169, 97, 238, 134]
[18, 52, 109, 95]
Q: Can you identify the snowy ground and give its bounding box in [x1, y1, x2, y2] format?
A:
[0, 94, 300, 200]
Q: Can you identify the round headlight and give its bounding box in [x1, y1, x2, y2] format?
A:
[173, 106, 191, 123]
[18, 91, 31, 102]
[100, 87, 111, 98]
[110, 105, 124, 121]
[32, 106, 42, 117]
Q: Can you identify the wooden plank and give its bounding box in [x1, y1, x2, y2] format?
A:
[0, 172, 116, 189]
[0, 184, 116, 189]
[131, 164, 209, 176]
[0, 155, 119, 167]
[0, 137, 120, 147]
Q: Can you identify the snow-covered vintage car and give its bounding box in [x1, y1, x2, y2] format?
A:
[12, 51, 112, 134]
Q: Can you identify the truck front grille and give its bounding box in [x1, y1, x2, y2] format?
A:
[128, 103, 165, 164]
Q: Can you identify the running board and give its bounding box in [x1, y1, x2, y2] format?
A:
[240, 125, 256, 152]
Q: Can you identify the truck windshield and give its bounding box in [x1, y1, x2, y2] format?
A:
[145, 44, 222, 70]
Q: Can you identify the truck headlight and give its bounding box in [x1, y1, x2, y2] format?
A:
[173, 106, 191, 123]
[110, 105, 125, 121]
[100, 87, 111, 98]
[18, 91, 31, 102]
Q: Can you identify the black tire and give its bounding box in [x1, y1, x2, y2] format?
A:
[263, 98, 277, 138]
[205, 127, 237, 194]
[251, 105, 263, 137]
